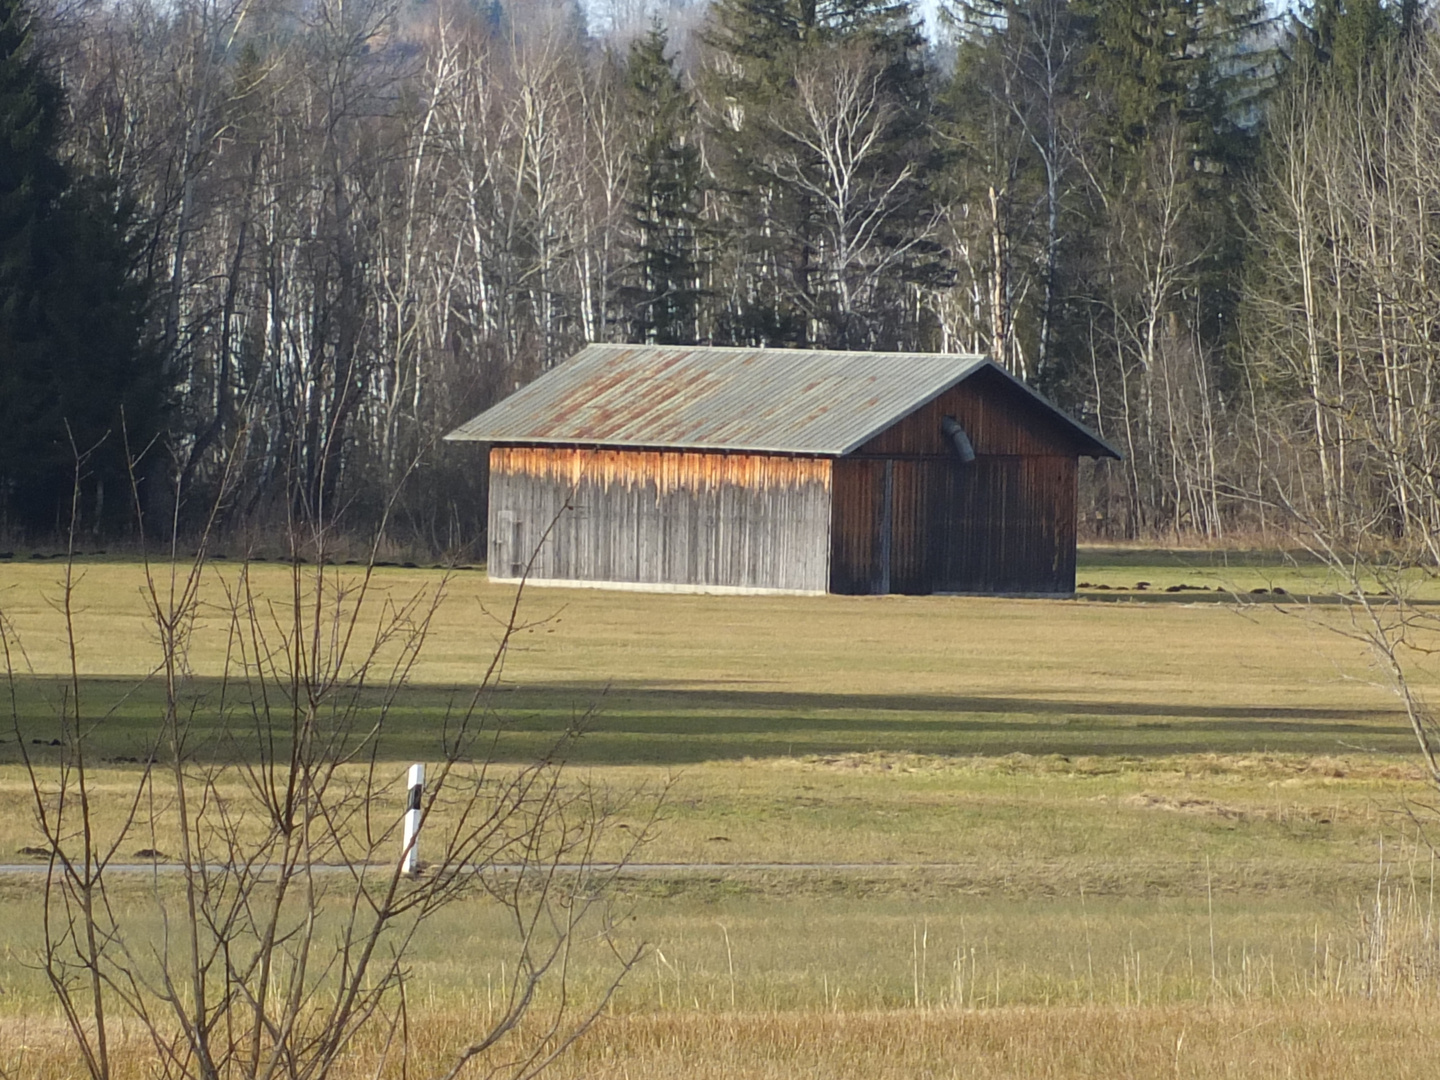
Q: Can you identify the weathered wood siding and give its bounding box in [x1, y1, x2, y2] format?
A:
[488, 447, 832, 592]
[831, 368, 1081, 595]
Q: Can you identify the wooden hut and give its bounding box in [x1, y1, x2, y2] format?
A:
[445, 345, 1119, 596]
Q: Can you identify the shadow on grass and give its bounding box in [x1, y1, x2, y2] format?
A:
[0, 676, 1414, 767]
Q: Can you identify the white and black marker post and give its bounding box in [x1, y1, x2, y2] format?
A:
[401, 763, 424, 876]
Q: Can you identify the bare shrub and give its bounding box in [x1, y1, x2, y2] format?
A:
[0, 455, 648, 1080]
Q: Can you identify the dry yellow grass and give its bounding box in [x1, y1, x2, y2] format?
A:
[544, 1004, 1440, 1079]
[7, 1003, 1438, 1080]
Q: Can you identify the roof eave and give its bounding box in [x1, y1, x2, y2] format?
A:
[441, 433, 847, 456]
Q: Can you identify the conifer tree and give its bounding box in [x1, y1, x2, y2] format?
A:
[1287, 0, 1421, 85]
[0, 0, 162, 536]
[622, 21, 708, 345]
[967, 0, 1273, 532]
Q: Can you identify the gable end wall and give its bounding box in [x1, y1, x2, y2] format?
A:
[833, 370, 1081, 595]
[853, 368, 1087, 458]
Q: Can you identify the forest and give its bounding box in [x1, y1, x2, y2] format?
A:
[1, 0, 1436, 556]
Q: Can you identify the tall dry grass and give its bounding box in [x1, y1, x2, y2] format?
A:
[3, 883, 1438, 1079]
[8, 1001, 1438, 1080]
[540, 1003, 1440, 1079]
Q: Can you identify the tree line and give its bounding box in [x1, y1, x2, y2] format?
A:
[1, 0, 1435, 555]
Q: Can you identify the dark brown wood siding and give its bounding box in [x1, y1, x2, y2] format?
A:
[831, 363, 1083, 595]
[854, 366, 1089, 458]
[936, 455, 1077, 593]
[830, 455, 1076, 595]
[484, 367, 1087, 597]
[488, 446, 832, 592]
[829, 459, 885, 594]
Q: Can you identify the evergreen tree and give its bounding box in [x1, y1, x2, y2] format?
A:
[706, 0, 925, 83]
[0, 0, 163, 536]
[989, 0, 1274, 532]
[621, 21, 709, 346]
[1288, 0, 1420, 86]
[1076, 0, 1273, 331]
[1081, 0, 1196, 156]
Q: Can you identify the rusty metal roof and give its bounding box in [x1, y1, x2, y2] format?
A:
[445, 344, 1119, 458]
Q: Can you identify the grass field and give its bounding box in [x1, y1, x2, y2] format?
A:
[1, 548, 1438, 1076]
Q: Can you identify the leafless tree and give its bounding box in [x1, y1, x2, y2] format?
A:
[1, 449, 649, 1080]
[1245, 36, 1440, 555]
[767, 43, 933, 349]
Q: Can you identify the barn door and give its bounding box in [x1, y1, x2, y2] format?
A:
[493, 510, 526, 578]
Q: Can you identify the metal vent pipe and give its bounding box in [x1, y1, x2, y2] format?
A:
[941, 416, 976, 463]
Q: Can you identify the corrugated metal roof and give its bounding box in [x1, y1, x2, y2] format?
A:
[445, 344, 1119, 458]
